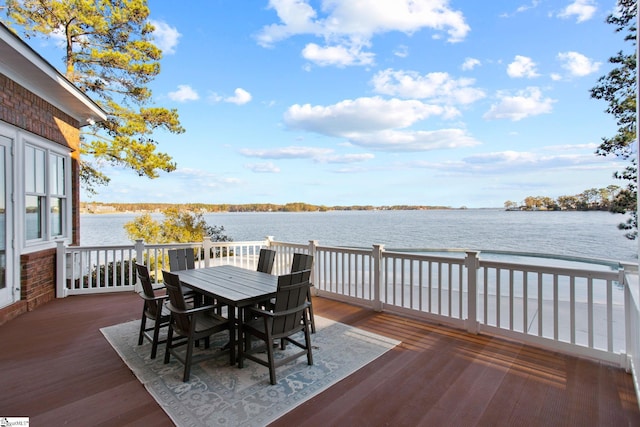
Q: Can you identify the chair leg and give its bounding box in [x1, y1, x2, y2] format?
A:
[183, 336, 194, 382]
[164, 325, 174, 364]
[304, 317, 314, 366]
[307, 289, 316, 333]
[138, 308, 147, 345]
[266, 336, 277, 385]
[150, 315, 162, 359]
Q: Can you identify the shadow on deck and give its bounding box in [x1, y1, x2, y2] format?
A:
[1, 292, 638, 426]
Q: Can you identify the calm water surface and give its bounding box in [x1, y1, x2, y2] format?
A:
[80, 209, 638, 263]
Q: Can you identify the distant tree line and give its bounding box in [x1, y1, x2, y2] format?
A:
[504, 186, 621, 211]
[81, 202, 452, 213]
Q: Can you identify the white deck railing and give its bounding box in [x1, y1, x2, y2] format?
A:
[57, 237, 640, 395]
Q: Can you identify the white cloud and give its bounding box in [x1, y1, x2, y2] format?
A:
[168, 85, 199, 102]
[150, 20, 181, 54]
[461, 57, 481, 71]
[240, 146, 375, 164]
[281, 96, 479, 152]
[507, 55, 539, 78]
[302, 43, 375, 67]
[244, 162, 281, 173]
[347, 128, 480, 151]
[284, 96, 458, 136]
[557, 51, 601, 77]
[225, 88, 252, 105]
[257, 0, 470, 67]
[458, 149, 610, 172]
[483, 87, 555, 121]
[371, 69, 485, 105]
[558, 0, 597, 23]
[394, 45, 409, 58]
[516, 1, 540, 13]
[322, 153, 375, 163]
[240, 146, 333, 159]
[412, 145, 618, 175]
[172, 168, 243, 188]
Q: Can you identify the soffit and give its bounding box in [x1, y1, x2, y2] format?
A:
[0, 24, 106, 125]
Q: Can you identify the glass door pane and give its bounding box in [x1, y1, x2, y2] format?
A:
[0, 134, 11, 307]
[0, 140, 6, 299]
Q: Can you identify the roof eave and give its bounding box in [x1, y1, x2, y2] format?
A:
[0, 23, 107, 126]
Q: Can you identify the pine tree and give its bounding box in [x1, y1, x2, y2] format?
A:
[3, 0, 184, 194]
[590, 0, 638, 238]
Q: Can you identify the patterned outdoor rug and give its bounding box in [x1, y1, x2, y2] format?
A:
[101, 316, 399, 426]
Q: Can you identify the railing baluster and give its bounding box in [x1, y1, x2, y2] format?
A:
[60, 239, 630, 367]
[496, 267, 501, 328]
[428, 261, 433, 314]
[509, 270, 514, 331]
[437, 262, 442, 315]
[570, 276, 576, 344]
[483, 267, 489, 325]
[447, 263, 452, 317]
[607, 278, 613, 352]
[588, 277, 594, 348]
[553, 274, 559, 341]
[523, 272, 528, 335]
[418, 259, 424, 312]
[538, 272, 543, 337]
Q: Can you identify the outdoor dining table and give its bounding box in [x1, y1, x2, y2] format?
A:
[175, 264, 278, 366]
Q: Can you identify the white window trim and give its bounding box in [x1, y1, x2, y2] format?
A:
[18, 129, 73, 253]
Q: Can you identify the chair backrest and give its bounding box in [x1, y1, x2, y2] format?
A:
[257, 248, 276, 274]
[290, 253, 313, 273]
[168, 248, 196, 271]
[136, 263, 161, 317]
[272, 270, 311, 334]
[162, 270, 191, 335]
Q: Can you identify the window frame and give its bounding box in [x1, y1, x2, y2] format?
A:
[22, 136, 72, 249]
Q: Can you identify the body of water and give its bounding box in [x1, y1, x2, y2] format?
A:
[80, 209, 638, 263]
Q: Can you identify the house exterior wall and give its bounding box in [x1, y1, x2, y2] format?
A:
[0, 72, 82, 325]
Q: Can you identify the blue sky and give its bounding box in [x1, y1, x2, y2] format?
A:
[30, 1, 631, 207]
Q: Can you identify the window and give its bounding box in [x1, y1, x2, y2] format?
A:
[50, 154, 65, 237]
[25, 144, 68, 242]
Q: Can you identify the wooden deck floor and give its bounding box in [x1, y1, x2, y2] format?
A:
[1, 292, 638, 426]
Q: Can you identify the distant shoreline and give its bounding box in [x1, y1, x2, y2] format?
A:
[79, 202, 458, 214]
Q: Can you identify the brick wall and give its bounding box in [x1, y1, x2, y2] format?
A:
[0, 73, 80, 145]
[0, 248, 57, 326]
[0, 72, 82, 244]
[0, 72, 83, 324]
[20, 249, 57, 309]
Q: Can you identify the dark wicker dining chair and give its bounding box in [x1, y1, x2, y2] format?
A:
[290, 253, 316, 333]
[135, 263, 170, 359]
[162, 270, 231, 382]
[257, 248, 276, 274]
[240, 269, 313, 385]
[168, 248, 196, 271]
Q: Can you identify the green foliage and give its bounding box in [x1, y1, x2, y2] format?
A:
[507, 186, 621, 211]
[590, 0, 637, 239]
[2, 0, 184, 194]
[84, 260, 133, 287]
[124, 206, 232, 244]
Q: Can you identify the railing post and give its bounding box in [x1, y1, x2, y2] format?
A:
[308, 240, 318, 295]
[623, 267, 633, 372]
[203, 235, 212, 267]
[373, 244, 384, 312]
[465, 251, 480, 334]
[56, 240, 67, 298]
[134, 239, 145, 293]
